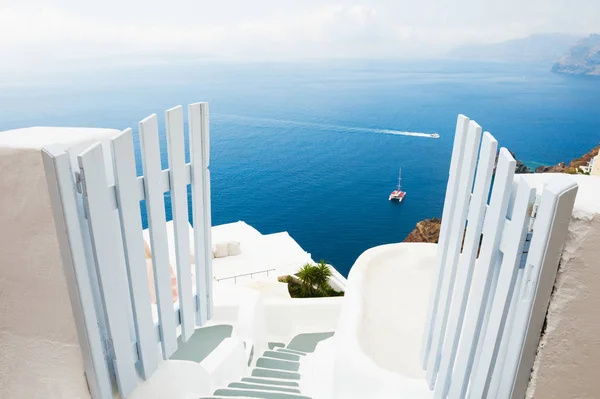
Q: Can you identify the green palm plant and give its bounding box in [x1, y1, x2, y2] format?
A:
[314, 261, 332, 293]
[296, 261, 333, 297]
[296, 264, 318, 297]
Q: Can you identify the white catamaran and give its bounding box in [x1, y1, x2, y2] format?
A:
[389, 168, 406, 202]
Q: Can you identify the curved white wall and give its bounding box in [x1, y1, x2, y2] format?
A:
[200, 338, 247, 390]
[213, 281, 343, 345]
[332, 243, 437, 399]
[263, 296, 343, 344]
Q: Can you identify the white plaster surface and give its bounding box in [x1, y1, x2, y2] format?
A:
[300, 337, 336, 399]
[517, 174, 600, 216]
[242, 280, 291, 299]
[591, 154, 600, 176]
[144, 220, 325, 286]
[329, 243, 436, 399]
[128, 360, 213, 399]
[0, 127, 120, 399]
[263, 296, 344, 344]
[210, 221, 315, 282]
[211, 281, 343, 346]
[519, 174, 600, 399]
[232, 289, 268, 362]
[200, 337, 247, 390]
[358, 243, 436, 378]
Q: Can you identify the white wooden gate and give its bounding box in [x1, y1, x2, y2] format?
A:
[42, 103, 213, 398]
[420, 115, 578, 398]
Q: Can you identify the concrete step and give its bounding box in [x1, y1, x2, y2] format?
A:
[256, 358, 300, 372]
[228, 382, 300, 394]
[275, 348, 306, 356]
[251, 368, 301, 380]
[170, 324, 233, 363]
[241, 378, 299, 387]
[212, 388, 311, 399]
[286, 332, 334, 353]
[200, 396, 265, 399]
[200, 396, 257, 399]
[262, 350, 300, 362]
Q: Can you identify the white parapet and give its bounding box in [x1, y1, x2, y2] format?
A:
[0, 127, 119, 399]
[518, 174, 600, 399]
[591, 154, 600, 176]
[330, 242, 436, 399]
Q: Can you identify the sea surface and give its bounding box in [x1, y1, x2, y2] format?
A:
[1, 60, 599, 276]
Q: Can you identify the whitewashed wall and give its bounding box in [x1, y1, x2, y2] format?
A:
[591, 154, 600, 176]
[0, 127, 119, 399]
[332, 243, 434, 399]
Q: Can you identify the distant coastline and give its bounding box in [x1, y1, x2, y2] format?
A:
[552, 34, 600, 76]
[404, 143, 600, 244]
[446, 33, 600, 77]
[446, 33, 580, 63]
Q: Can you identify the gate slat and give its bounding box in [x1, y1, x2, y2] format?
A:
[433, 132, 497, 398]
[488, 211, 531, 398]
[421, 115, 470, 367]
[111, 128, 158, 378]
[487, 261, 523, 398]
[189, 102, 210, 325]
[426, 120, 482, 386]
[166, 105, 195, 341]
[500, 177, 578, 399]
[203, 168, 214, 318]
[472, 183, 518, 379]
[77, 143, 138, 398]
[201, 105, 213, 319]
[139, 114, 178, 358]
[42, 145, 113, 399]
[448, 148, 516, 399]
[469, 178, 536, 399]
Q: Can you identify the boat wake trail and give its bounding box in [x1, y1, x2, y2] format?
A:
[213, 113, 439, 139]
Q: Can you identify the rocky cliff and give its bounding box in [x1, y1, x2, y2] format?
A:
[501, 151, 532, 174]
[552, 34, 600, 76]
[535, 144, 599, 174]
[404, 218, 442, 243]
[404, 145, 599, 243]
[403, 153, 531, 243]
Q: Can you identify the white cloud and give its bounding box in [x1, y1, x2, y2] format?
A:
[0, 0, 599, 68]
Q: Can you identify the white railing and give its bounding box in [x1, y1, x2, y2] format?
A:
[216, 268, 277, 283]
[43, 103, 213, 399]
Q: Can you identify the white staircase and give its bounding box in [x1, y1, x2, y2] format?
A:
[201, 333, 334, 399]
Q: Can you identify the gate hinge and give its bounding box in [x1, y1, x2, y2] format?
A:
[531, 203, 539, 219]
[74, 170, 87, 196]
[527, 203, 539, 233]
[102, 337, 119, 383]
[134, 342, 141, 362]
[104, 337, 116, 359]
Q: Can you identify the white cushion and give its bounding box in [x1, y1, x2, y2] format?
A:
[213, 242, 229, 258]
[227, 241, 242, 256]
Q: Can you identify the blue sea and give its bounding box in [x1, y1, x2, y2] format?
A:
[1, 60, 599, 276]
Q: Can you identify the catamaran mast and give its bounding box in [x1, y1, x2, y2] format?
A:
[397, 167, 402, 191]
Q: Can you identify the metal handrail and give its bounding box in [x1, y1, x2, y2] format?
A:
[216, 268, 277, 283]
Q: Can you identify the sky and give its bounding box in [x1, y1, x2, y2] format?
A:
[1, 0, 599, 69]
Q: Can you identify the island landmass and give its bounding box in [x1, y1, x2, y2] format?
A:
[552, 34, 600, 76]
